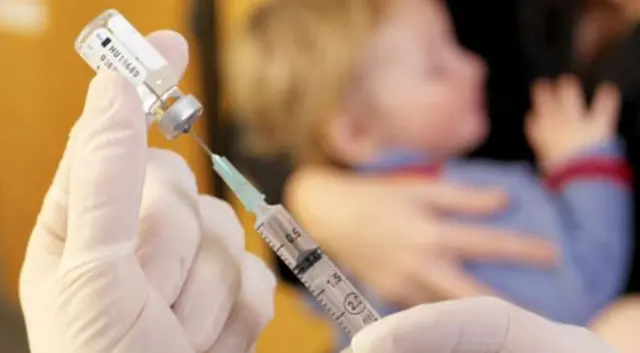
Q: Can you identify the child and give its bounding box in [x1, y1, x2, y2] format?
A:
[225, 0, 632, 346]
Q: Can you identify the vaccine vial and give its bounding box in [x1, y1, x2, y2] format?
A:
[74, 9, 202, 139]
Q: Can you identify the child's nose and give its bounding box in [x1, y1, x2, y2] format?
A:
[464, 52, 487, 83]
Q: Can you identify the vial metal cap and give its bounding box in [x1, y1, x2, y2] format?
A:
[158, 94, 203, 139]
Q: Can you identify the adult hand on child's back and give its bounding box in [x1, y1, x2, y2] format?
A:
[285, 168, 557, 306]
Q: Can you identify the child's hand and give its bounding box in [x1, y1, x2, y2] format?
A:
[526, 75, 621, 170]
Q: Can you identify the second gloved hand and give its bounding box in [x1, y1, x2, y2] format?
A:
[343, 297, 616, 353]
[19, 30, 275, 353]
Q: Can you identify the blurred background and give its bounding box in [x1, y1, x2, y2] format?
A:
[4, 0, 640, 352]
[0, 0, 331, 352]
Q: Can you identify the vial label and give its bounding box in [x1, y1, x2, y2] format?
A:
[79, 28, 147, 83]
[107, 14, 167, 71]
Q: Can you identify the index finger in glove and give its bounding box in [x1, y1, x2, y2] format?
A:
[349, 297, 616, 353]
[146, 30, 189, 80]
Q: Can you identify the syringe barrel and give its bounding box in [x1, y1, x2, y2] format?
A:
[207, 153, 379, 335]
[74, 9, 202, 139]
[255, 204, 380, 336]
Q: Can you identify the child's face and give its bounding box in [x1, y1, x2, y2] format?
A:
[360, 0, 488, 160]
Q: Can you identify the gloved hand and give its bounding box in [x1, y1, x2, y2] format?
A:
[19, 30, 276, 353]
[343, 297, 616, 353]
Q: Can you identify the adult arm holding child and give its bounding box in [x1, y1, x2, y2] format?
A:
[285, 168, 556, 306]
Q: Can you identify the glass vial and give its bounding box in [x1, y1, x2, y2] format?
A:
[74, 9, 202, 139]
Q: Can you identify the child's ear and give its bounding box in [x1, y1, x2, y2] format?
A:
[323, 111, 380, 165]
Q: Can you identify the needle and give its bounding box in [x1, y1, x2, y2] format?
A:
[189, 131, 214, 156]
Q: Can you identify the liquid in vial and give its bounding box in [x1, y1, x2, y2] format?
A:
[75, 9, 202, 139]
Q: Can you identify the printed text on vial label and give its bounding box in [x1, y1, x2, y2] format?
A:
[100, 43, 142, 79]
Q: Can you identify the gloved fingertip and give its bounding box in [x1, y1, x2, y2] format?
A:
[146, 30, 189, 80]
[83, 71, 145, 125]
[147, 29, 187, 47]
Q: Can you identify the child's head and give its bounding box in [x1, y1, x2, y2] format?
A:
[226, 0, 488, 166]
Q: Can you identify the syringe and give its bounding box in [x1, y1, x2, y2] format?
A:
[191, 134, 380, 337]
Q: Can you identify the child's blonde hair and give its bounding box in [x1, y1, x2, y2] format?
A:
[225, 0, 389, 163]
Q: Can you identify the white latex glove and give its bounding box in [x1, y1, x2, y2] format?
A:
[344, 297, 616, 353]
[19, 30, 275, 353]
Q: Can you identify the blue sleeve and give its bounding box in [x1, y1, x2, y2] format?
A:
[442, 148, 632, 325]
[545, 139, 633, 319]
